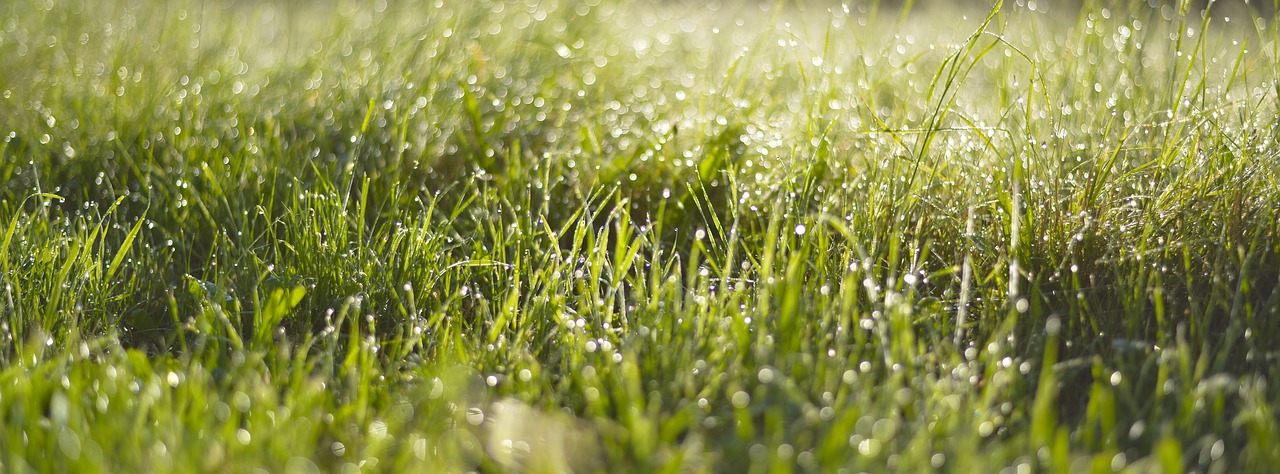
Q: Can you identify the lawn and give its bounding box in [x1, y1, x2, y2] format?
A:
[2, 0, 1279, 471]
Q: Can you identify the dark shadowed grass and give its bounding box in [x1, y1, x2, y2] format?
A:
[2, 0, 1280, 471]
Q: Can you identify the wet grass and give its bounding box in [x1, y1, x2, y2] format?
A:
[2, 0, 1280, 471]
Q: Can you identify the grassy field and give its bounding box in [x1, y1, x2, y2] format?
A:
[2, 0, 1279, 471]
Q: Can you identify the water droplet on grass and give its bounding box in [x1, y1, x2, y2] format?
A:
[757, 367, 774, 384]
[466, 408, 484, 425]
[731, 391, 750, 408]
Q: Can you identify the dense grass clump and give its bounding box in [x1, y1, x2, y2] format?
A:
[2, 0, 1280, 471]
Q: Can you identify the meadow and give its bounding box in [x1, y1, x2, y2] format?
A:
[2, 0, 1279, 471]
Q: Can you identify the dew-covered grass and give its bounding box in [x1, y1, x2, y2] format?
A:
[2, 0, 1280, 471]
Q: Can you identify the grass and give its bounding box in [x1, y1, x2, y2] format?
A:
[1, 0, 1279, 471]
